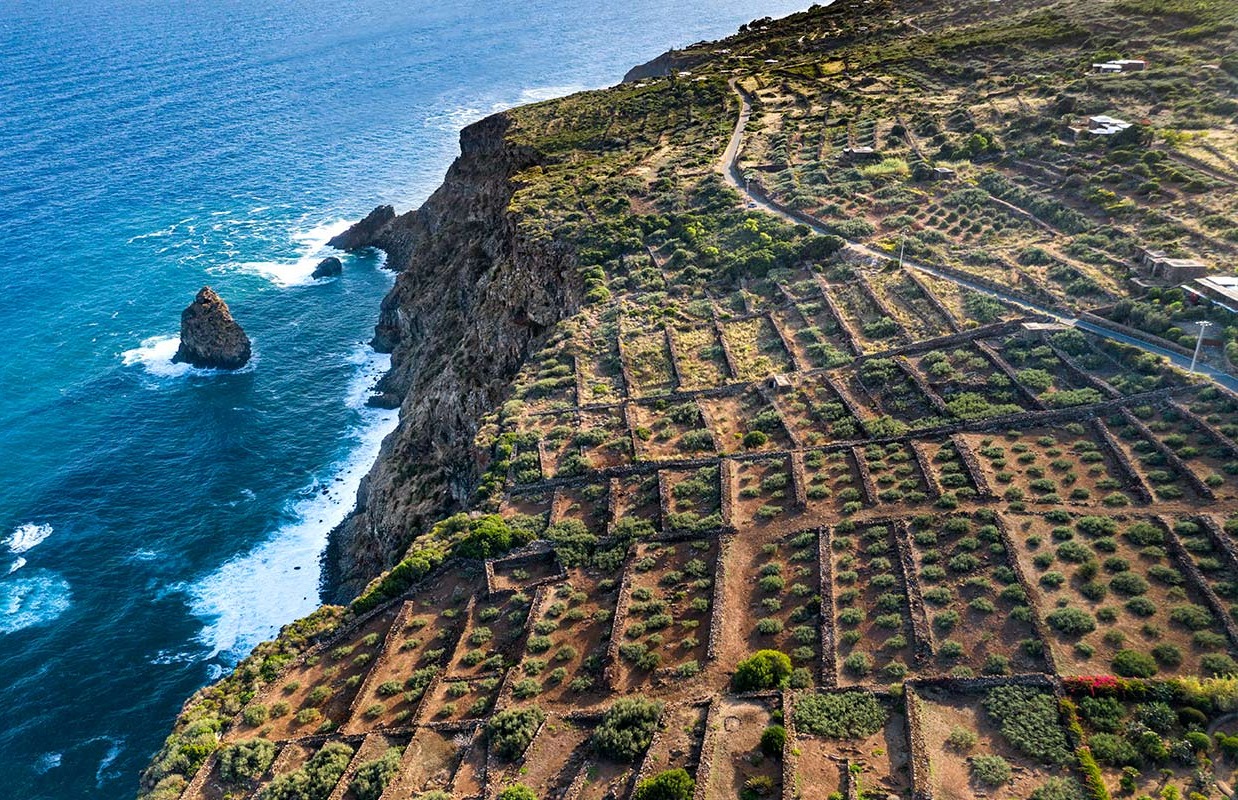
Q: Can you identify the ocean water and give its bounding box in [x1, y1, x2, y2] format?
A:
[0, 1, 809, 796]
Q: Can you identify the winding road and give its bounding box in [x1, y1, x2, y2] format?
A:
[720, 80, 1238, 392]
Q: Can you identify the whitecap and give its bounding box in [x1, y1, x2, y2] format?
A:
[34, 752, 61, 774]
[0, 570, 72, 634]
[127, 549, 158, 562]
[8, 557, 26, 575]
[186, 347, 397, 661]
[226, 218, 352, 287]
[121, 334, 255, 379]
[93, 737, 124, 788]
[5, 522, 52, 554]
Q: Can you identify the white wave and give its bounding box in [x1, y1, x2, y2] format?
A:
[8, 557, 26, 575]
[94, 737, 124, 788]
[0, 570, 72, 635]
[439, 84, 585, 133]
[150, 649, 206, 665]
[34, 752, 61, 774]
[6, 522, 52, 554]
[121, 334, 255, 379]
[127, 549, 158, 562]
[121, 335, 193, 378]
[227, 218, 352, 287]
[186, 347, 398, 661]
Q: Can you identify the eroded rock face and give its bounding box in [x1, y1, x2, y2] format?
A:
[312, 256, 343, 278]
[172, 286, 251, 370]
[323, 112, 582, 598]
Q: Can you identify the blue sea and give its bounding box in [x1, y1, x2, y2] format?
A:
[0, 1, 810, 797]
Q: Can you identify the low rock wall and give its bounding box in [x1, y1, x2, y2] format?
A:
[1090, 419, 1155, 504]
[1120, 407, 1215, 500]
[892, 519, 934, 666]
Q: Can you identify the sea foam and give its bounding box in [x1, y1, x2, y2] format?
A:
[226, 218, 352, 287]
[186, 348, 397, 661]
[6, 522, 53, 554]
[0, 570, 72, 635]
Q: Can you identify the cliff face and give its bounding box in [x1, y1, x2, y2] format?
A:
[325, 112, 581, 599]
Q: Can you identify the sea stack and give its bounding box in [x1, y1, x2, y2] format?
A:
[311, 256, 343, 278]
[172, 286, 252, 370]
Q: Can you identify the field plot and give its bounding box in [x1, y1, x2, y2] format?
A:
[614, 539, 716, 690]
[622, 322, 677, 397]
[424, 674, 502, 723]
[515, 570, 616, 704]
[342, 591, 469, 732]
[861, 442, 930, 506]
[663, 465, 723, 535]
[911, 345, 1031, 419]
[788, 291, 857, 365]
[733, 457, 796, 528]
[844, 358, 947, 433]
[1067, 682, 1238, 800]
[487, 714, 591, 797]
[636, 701, 709, 788]
[489, 547, 563, 594]
[1133, 405, 1237, 501]
[501, 489, 552, 523]
[577, 408, 634, 471]
[703, 697, 781, 800]
[726, 528, 821, 675]
[610, 473, 662, 534]
[830, 522, 917, 684]
[629, 400, 715, 460]
[378, 727, 468, 799]
[997, 336, 1106, 409]
[770, 304, 850, 370]
[449, 591, 531, 681]
[669, 324, 730, 389]
[771, 374, 864, 447]
[551, 483, 610, 532]
[906, 513, 1047, 675]
[963, 427, 1139, 509]
[699, 391, 794, 454]
[926, 439, 980, 498]
[234, 603, 407, 741]
[720, 316, 795, 380]
[573, 314, 626, 403]
[915, 683, 1074, 800]
[802, 449, 866, 515]
[791, 691, 909, 800]
[513, 352, 578, 410]
[826, 281, 909, 353]
[1106, 416, 1206, 503]
[868, 270, 955, 340]
[1004, 513, 1237, 677]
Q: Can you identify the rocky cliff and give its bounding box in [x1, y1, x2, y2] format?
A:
[324, 112, 582, 598]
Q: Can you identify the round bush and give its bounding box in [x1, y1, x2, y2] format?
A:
[733, 650, 793, 691]
[970, 754, 1012, 786]
[760, 725, 787, 756]
[1046, 607, 1096, 636]
[635, 769, 694, 800]
[1112, 649, 1158, 678]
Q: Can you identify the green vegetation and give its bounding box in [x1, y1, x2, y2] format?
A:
[794, 692, 888, 739]
[487, 706, 547, 761]
[592, 697, 664, 762]
[635, 768, 695, 800]
[733, 650, 793, 691]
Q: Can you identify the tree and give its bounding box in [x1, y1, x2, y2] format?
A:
[635, 769, 695, 800]
[733, 650, 793, 691]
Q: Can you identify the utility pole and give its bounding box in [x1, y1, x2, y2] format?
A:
[1190, 320, 1212, 374]
[898, 230, 907, 269]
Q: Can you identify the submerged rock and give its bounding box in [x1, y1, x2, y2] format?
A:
[172, 286, 251, 370]
[312, 256, 343, 279]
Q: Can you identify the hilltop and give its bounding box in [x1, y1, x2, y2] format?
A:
[142, 1, 1238, 799]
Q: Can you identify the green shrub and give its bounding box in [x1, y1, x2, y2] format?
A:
[593, 698, 664, 762]
[761, 724, 788, 756]
[219, 739, 276, 784]
[350, 747, 402, 800]
[497, 784, 538, 800]
[983, 686, 1071, 765]
[733, 650, 793, 691]
[946, 726, 978, 752]
[635, 769, 695, 800]
[487, 706, 547, 760]
[258, 741, 354, 800]
[970, 754, 1012, 786]
[1046, 607, 1096, 636]
[1112, 649, 1158, 678]
[794, 692, 887, 739]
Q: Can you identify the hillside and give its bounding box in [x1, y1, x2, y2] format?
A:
[142, 0, 1238, 799]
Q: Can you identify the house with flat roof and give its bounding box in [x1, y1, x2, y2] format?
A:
[1091, 59, 1146, 73]
[1185, 276, 1238, 314]
[1135, 246, 1210, 282]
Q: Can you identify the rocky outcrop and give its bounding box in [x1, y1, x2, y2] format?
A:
[622, 49, 708, 82]
[172, 287, 251, 370]
[312, 256, 343, 279]
[324, 112, 582, 598]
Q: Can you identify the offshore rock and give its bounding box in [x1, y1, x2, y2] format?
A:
[328, 205, 396, 251]
[312, 256, 343, 278]
[171, 286, 251, 370]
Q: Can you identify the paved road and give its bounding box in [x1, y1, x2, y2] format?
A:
[719, 81, 1238, 393]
